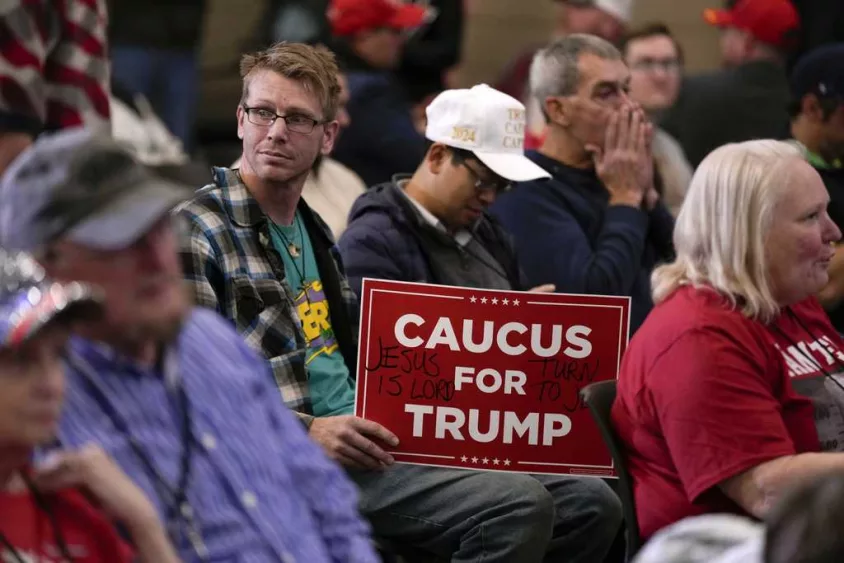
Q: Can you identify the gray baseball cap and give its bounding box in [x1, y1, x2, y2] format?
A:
[0, 128, 194, 252]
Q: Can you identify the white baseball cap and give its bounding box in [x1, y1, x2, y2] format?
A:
[425, 84, 551, 182]
[594, 0, 633, 24]
[564, 0, 633, 24]
[0, 128, 192, 252]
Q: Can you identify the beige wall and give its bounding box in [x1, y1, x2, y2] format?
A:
[456, 0, 723, 89]
[197, 0, 725, 126]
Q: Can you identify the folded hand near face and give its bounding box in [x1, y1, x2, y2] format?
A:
[586, 103, 655, 209]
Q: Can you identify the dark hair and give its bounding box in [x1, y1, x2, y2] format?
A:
[423, 139, 474, 165]
[788, 94, 843, 120]
[765, 473, 844, 563]
[239, 42, 341, 120]
[620, 22, 685, 65]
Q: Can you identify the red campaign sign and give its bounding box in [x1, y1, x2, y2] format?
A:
[354, 279, 630, 477]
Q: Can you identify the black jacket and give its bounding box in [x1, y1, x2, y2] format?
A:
[819, 166, 844, 331]
[338, 181, 527, 298]
[330, 44, 426, 187]
[661, 60, 791, 167]
[491, 151, 675, 333]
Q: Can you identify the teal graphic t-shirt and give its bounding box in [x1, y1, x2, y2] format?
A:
[269, 212, 354, 416]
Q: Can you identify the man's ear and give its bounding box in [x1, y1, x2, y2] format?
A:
[801, 94, 824, 123]
[321, 120, 340, 155]
[426, 143, 449, 175]
[236, 105, 245, 140]
[544, 96, 571, 127]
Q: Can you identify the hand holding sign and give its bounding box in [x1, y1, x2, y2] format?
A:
[309, 415, 400, 470]
[528, 284, 556, 293]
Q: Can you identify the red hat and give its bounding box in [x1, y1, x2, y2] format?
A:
[703, 0, 800, 49]
[328, 0, 428, 37]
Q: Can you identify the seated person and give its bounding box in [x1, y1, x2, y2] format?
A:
[339, 84, 552, 294]
[337, 84, 623, 562]
[620, 23, 693, 217]
[0, 251, 178, 563]
[0, 128, 379, 562]
[491, 34, 675, 334]
[179, 42, 618, 562]
[612, 139, 844, 541]
[326, 0, 429, 186]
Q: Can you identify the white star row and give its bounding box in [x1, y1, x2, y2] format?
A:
[460, 455, 512, 466]
[468, 296, 520, 306]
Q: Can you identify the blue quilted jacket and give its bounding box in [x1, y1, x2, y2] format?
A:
[337, 181, 527, 298]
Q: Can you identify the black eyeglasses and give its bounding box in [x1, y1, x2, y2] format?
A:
[453, 152, 511, 194]
[242, 106, 325, 134]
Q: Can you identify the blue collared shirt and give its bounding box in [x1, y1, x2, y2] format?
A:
[57, 307, 378, 563]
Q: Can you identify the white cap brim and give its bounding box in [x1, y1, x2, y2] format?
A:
[473, 151, 551, 182]
[67, 181, 187, 250]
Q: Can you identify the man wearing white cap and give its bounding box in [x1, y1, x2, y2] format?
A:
[338, 84, 624, 562]
[339, 84, 551, 295]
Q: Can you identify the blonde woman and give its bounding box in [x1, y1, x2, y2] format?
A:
[612, 140, 844, 541]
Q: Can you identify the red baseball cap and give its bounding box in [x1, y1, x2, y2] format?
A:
[328, 0, 428, 37]
[703, 0, 800, 49]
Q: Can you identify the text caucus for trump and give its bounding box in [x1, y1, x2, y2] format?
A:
[354, 279, 631, 476]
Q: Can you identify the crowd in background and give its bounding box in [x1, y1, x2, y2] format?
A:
[3, 0, 844, 562]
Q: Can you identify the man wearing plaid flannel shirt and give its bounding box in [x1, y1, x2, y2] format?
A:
[178, 41, 600, 562]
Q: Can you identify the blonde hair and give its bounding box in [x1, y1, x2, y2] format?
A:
[239, 42, 341, 121]
[652, 140, 803, 322]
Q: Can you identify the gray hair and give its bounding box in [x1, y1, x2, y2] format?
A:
[529, 34, 621, 120]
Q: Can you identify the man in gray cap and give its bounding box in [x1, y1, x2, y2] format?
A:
[0, 127, 379, 563]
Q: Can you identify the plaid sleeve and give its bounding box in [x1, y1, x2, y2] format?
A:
[178, 208, 225, 314]
[177, 201, 316, 429]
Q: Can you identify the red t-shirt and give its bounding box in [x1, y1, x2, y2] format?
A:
[612, 285, 844, 540]
[0, 486, 133, 562]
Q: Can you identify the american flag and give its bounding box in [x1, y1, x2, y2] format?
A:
[0, 0, 110, 135]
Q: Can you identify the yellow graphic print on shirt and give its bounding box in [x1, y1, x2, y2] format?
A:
[295, 280, 339, 364]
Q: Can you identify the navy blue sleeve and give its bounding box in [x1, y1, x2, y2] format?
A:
[337, 215, 413, 299]
[648, 202, 676, 261]
[492, 184, 650, 296]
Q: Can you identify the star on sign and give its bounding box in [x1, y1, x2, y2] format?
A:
[469, 296, 477, 303]
[471, 456, 479, 463]
[491, 298, 499, 305]
[480, 297, 488, 304]
[482, 457, 490, 464]
[492, 458, 500, 465]
[504, 459, 511, 466]
[502, 298, 510, 305]
[513, 299, 520, 306]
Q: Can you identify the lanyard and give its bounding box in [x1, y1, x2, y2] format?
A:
[0, 473, 74, 562]
[65, 349, 208, 560]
